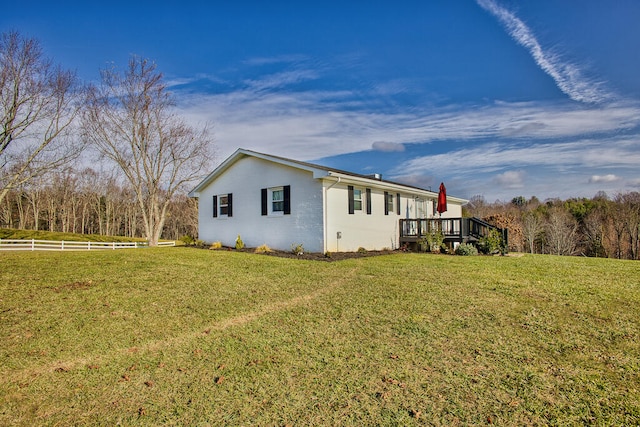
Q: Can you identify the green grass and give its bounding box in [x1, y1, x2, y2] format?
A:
[1, 249, 639, 425]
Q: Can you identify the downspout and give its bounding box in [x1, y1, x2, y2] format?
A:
[323, 176, 341, 253]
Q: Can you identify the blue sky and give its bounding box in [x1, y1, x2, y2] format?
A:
[3, 0, 640, 201]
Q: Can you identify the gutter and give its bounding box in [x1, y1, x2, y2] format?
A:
[323, 176, 341, 253]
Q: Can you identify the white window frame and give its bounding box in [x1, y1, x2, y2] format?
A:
[353, 188, 363, 211]
[219, 194, 230, 217]
[270, 187, 285, 215]
[386, 193, 394, 214]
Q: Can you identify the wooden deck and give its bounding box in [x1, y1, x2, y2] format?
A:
[399, 217, 508, 251]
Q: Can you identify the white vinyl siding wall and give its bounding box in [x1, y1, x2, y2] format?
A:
[197, 156, 324, 252]
[324, 182, 403, 252]
[323, 180, 462, 252]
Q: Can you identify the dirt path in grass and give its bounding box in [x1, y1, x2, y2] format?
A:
[5, 266, 359, 383]
[204, 283, 333, 331]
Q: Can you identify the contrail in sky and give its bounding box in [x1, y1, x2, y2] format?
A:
[476, 0, 610, 104]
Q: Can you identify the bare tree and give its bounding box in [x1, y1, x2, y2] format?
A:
[0, 190, 12, 227]
[544, 207, 579, 256]
[617, 192, 640, 260]
[608, 199, 627, 259]
[83, 57, 214, 245]
[0, 31, 83, 206]
[582, 208, 607, 257]
[522, 212, 543, 254]
[25, 176, 45, 230]
[465, 195, 492, 218]
[163, 194, 198, 240]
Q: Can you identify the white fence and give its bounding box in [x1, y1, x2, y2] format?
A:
[0, 239, 176, 251]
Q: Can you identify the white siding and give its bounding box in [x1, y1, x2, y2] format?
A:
[323, 183, 403, 252]
[442, 202, 463, 218]
[197, 156, 324, 252]
[324, 183, 393, 251]
[323, 180, 463, 252]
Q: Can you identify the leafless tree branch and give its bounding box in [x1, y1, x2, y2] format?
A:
[0, 31, 84, 205]
[83, 56, 214, 245]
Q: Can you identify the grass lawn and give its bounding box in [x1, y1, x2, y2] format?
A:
[1, 249, 639, 425]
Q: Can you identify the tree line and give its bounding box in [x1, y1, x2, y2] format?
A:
[465, 192, 640, 260]
[1, 31, 214, 245]
[0, 167, 198, 240]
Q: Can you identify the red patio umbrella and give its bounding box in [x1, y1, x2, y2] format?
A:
[437, 182, 447, 215]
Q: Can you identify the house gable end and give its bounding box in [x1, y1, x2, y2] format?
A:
[189, 149, 330, 197]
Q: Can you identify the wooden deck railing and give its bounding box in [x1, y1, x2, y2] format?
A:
[400, 218, 463, 240]
[399, 217, 508, 249]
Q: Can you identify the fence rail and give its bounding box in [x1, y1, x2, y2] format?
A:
[0, 239, 175, 251]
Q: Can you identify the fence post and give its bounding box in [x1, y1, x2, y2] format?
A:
[32, 239, 35, 251]
[61, 240, 65, 251]
[88, 241, 91, 250]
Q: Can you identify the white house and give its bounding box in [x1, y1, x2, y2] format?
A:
[188, 149, 467, 253]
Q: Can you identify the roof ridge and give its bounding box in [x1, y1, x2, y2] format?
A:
[239, 148, 437, 194]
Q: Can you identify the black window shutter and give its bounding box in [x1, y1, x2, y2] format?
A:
[366, 188, 372, 215]
[212, 195, 218, 218]
[227, 193, 233, 217]
[283, 185, 291, 215]
[396, 193, 401, 215]
[261, 188, 268, 216]
[384, 191, 389, 215]
[348, 185, 354, 214]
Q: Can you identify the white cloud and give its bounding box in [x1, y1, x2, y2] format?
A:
[243, 54, 309, 66]
[393, 137, 640, 178]
[476, 0, 612, 104]
[171, 80, 640, 201]
[177, 83, 640, 163]
[243, 69, 319, 91]
[499, 121, 546, 137]
[178, 90, 392, 160]
[372, 141, 405, 152]
[589, 174, 619, 183]
[166, 73, 228, 88]
[493, 170, 526, 189]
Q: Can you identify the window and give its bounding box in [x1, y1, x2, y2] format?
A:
[272, 188, 284, 212]
[385, 192, 393, 215]
[262, 185, 290, 216]
[213, 193, 232, 218]
[354, 189, 363, 211]
[220, 194, 229, 215]
[348, 186, 364, 214]
[383, 192, 401, 215]
[416, 198, 426, 218]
